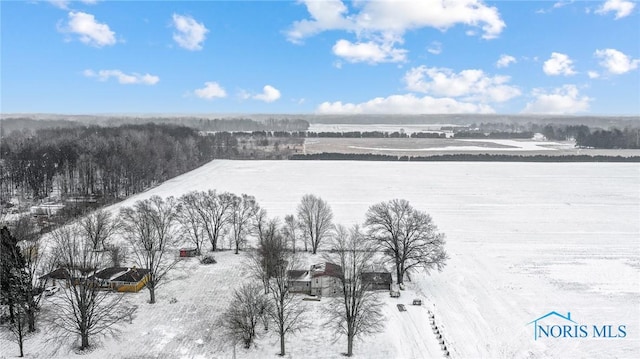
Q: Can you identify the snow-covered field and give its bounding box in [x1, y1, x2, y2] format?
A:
[2, 160, 639, 358]
[347, 139, 575, 152]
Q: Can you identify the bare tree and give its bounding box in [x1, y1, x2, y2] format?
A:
[282, 214, 298, 253]
[252, 208, 269, 246]
[266, 248, 306, 356]
[365, 199, 448, 285]
[47, 225, 131, 350]
[194, 190, 235, 252]
[177, 192, 206, 254]
[249, 216, 283, 294]
[229, 194, 259, 255]
[324, 225, 384, 357]
[219, 283, 270, 349]
[4, 299, 28, 357]
[296, 194, 334, 254]
[120, 195, 179, 304]
[78, 210, 118, 251]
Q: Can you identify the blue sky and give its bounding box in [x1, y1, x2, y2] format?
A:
[1, 0, 639, 115]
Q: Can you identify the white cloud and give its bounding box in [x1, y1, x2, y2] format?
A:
[543, 52, 576, 76]
[404, 66, 521, 103]
[317, 94, 495, 114]
[332, 39, 407, 63]
[83, 69, 159, 85]
[595, 0, 635, 19]
[286, 0, 353, 43]
[60, 11, 116, 47]
[172, 14, 208, 51]
[522, 85, 591, 114]
[427, 41, 442, 55]
[289, 0, 505, 41]
[287, 0, 505, 63]
[194, 82, 227, 99]
[588, 71, 600, 79]
[253, 85, 281, 103]
[594, 48, 640, 74]
[496, 54, 516, 68]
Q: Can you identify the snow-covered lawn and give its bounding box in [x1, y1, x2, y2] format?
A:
[2, 160, 638, 358]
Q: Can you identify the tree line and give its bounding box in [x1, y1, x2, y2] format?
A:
[0, 124, 238, 202]
[0, 117, 310, 135]
[1, 192, 447, 357]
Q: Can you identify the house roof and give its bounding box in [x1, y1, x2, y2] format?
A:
[311, 262, 342, 278]
[39, 267, 69, 280]
[93, 267, 129, 281]
[361, 272, 392, 284]
[112, 268, 150, 283]
[39, 266, 95, 280]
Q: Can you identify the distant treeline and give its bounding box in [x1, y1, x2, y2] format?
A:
[0, 124, 238, 201]
[227, 130, 445, 139]
[0, 117, 310, 135]
[540, 125, 640, 149]
[291, 153, 640, 162]
[0, 118, 82, 134]
[450, 123, 640, 149]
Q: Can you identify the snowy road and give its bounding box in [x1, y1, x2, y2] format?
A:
[382, 294, 447, 358]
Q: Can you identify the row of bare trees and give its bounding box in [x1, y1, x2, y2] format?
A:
[175, 191, 334, 256]
[219, 197, 448, 357]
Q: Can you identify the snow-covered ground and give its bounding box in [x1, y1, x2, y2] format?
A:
[2, 160, 638, 358]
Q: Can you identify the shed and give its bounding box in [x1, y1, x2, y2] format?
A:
[179, 248, 199, 257]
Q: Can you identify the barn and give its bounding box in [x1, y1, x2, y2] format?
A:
[361, 272, 393, 291]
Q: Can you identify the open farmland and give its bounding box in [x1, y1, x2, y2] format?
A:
[2, 160, 639, 358]
[303, 137, 640, 157]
